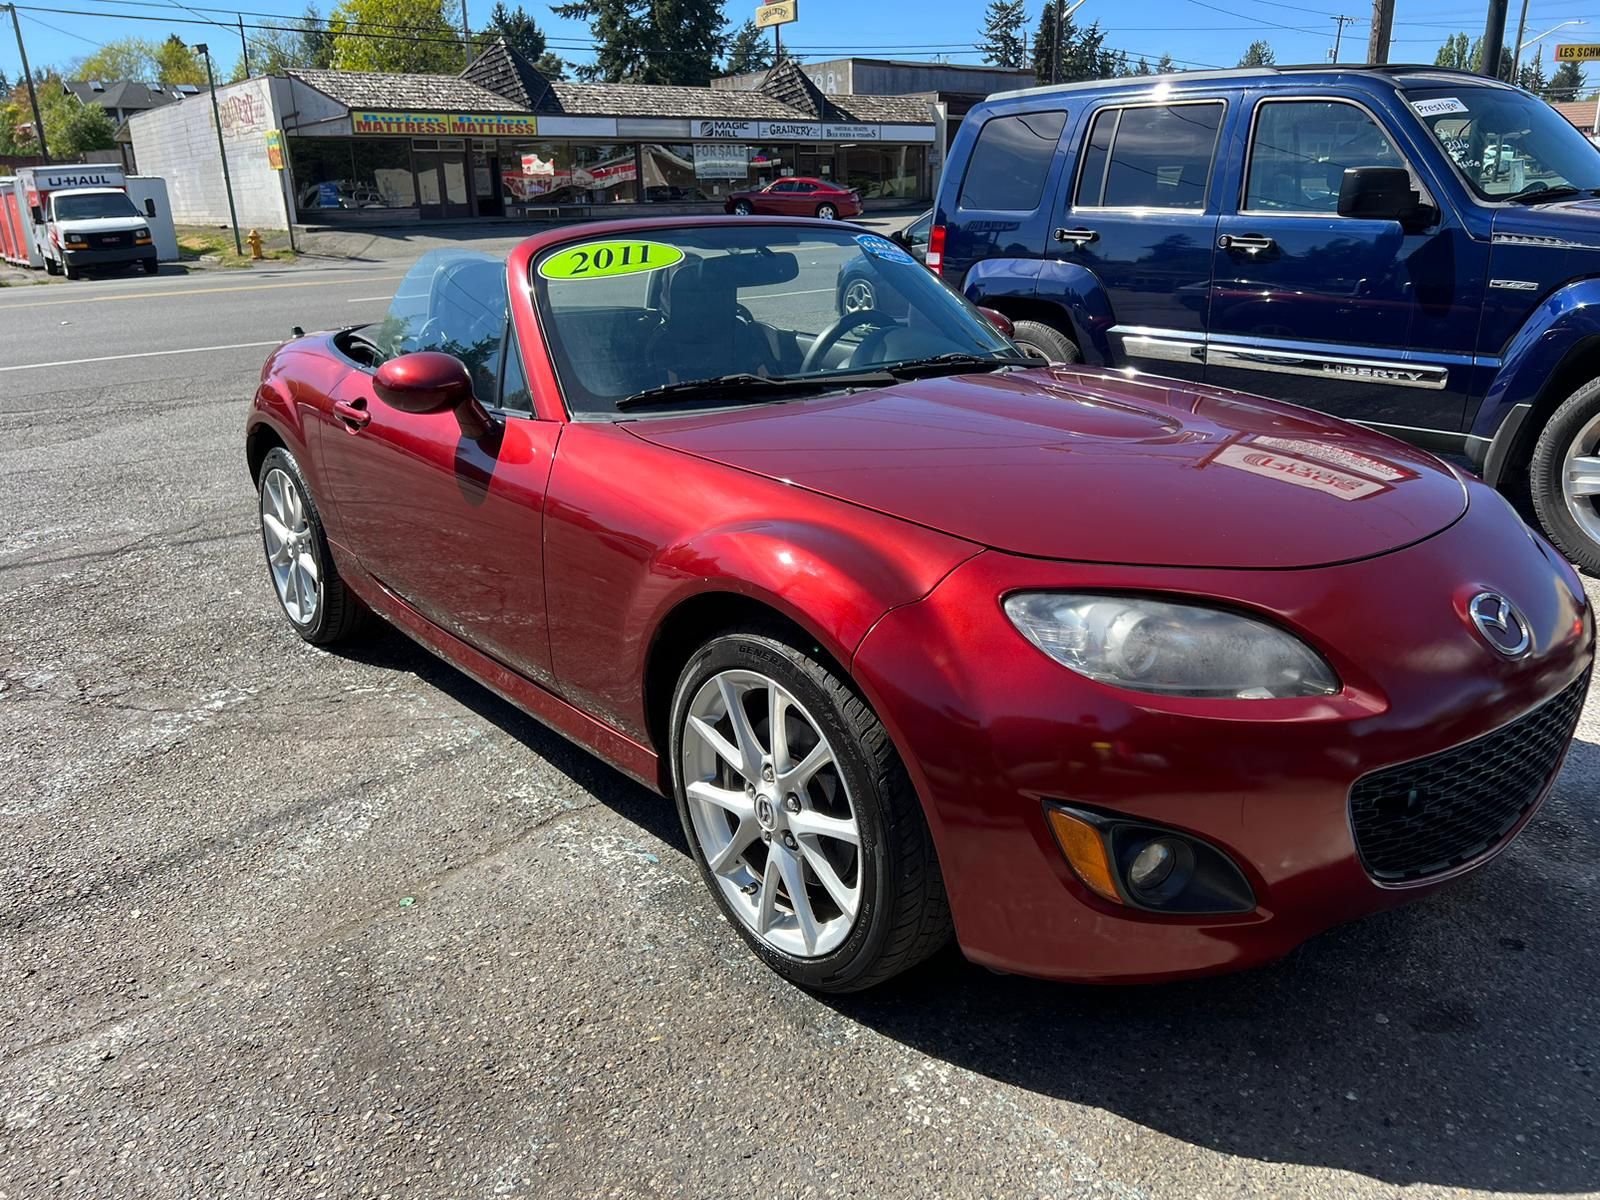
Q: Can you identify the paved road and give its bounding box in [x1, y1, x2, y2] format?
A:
[1, 248, 1597, 1200]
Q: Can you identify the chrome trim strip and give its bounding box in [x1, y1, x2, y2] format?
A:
[1120, 335, 1205, 365]
[1491, 233, 1580, 248]
[1489, 278, 1539, 290]
[1208, 344, 1450, 390]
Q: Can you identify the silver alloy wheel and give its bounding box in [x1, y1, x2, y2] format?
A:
[734, 200, 753, 215]
[1563, 411, 1600, 546]
[681, 669, 862, 958]
[842, 279, 876, 314]
[817, 204, 838, 220]
[260, 466, 321, 626]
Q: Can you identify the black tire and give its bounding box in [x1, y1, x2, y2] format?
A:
[141, 258, 157, 274]
[62, 260, 78, 281]
[816, 203, 839, 220]
[43, 256, 60, 276]
[733, 200, 753, 215]
[256, 446, 367, 645]
[1009, 319, 1080, 364]
[669, 628, 951, 992]
[1530, 377, 1600, 575]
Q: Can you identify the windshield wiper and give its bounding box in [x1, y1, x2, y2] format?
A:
[1505, 184, 1593, 205]
[879, 352, 1041, 378]
[615, 371, 894, 410]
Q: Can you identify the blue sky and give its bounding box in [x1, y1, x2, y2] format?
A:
[3, 0, 1591, 91]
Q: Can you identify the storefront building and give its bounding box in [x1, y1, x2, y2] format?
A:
[127, 45, 939, 229]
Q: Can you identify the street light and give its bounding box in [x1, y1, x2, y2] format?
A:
[1511, 17, 1584, 84]
[192, 42, 243, 256]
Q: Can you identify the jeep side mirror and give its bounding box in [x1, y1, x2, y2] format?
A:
[1337, 166, 1420, 223]
[374, 351, 495, 440]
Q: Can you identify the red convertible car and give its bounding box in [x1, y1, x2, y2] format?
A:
[724, 177, 862, 220]
[247, 217, 1593, 992]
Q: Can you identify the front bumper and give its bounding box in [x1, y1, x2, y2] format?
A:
[852, 480, 1593, 983]
[62, 244, 154, 268]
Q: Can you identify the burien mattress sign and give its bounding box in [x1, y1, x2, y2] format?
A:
[352, 111, 540, 136]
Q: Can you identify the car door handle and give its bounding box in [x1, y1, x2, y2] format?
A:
[333, 398, 371, 430]
[1218, 233, 1276, 255]
[1053, 227, 1098, 246]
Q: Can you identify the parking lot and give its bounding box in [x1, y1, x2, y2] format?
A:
[2, 246, 1598, 1200]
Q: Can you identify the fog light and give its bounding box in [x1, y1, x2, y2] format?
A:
[1128, 839, 1178, 891]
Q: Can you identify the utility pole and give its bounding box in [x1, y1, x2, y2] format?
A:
[1366, 0, 1394, 63]
[1052, 0, 1062, 84]
[1480, 0, 1510, 80]
[237, 15, 251, 76]
[4, 3, 48, 161]
[1331, 14, 1357, 63]
[193, 44, 242, 257]
[774, 20, 781, 63]
[1510, 0, 1531, 83]
[461, 0, 472, 64]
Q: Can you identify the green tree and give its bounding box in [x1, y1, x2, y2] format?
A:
[1435, 32, 1471, 69]
[552, 0, 723, 84]
[153, 35, 207, 85]
[1130, 55, 1152, 76]
[74, 38, 161, 81]
[1548, 58, 1586, 100]
[1518, 47, 1547, 93]
[1156, 52, 1176, 73]
[979, 0, 1027, 70]
[49, 97, 117, 157]
[246, 6, 339, 74]
[723, 18, 773, 75]
[328, 0, 466, 73]
[1032, 8, 1116, 83]
[1238, 39, 1274, 67]
[483, 1, 544, 59]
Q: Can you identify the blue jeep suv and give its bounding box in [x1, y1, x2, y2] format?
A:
[934, 64, 1600, 572]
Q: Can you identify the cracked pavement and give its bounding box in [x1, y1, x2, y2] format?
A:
[1, 254, 1598, 1200]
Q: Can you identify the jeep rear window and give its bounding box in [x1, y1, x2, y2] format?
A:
[1409, 85, 1600, 200]
[1076, 103, 1225, 210]
[957, 111, 1068, 211]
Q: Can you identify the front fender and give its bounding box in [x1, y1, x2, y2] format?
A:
[962, 257, 1116, 365]
[1473, 277, 1600, 445]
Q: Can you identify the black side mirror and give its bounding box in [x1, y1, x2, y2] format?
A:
[889, 229, 910, 248]
[1337, 166, 1421, 223]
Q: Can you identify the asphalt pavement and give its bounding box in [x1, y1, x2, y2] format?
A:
[1, 240, 1598, 1200]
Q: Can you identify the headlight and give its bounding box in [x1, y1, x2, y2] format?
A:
[135, 228, 152, 242]
[1003, 593, 1339, 699]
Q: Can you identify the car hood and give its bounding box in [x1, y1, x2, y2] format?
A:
[53, 216, 145, 234]
[624, 367, 1468, 568]
[1491, 198, 1600, 247]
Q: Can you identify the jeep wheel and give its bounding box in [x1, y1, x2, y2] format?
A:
[1531, 378, 1600, 575]
[1009, 320, 1081, 365]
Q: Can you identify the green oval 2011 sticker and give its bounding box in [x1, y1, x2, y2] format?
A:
[538, 240, 684, 280]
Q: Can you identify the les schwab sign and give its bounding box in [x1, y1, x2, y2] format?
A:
[352, 111, 540, 136]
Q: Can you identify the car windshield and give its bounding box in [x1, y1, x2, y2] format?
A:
[52, 192, 140, 220]
[532, 224, 1017, 416]
[1408, 85, 1600, 200]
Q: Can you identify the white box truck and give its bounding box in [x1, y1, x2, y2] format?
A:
[5, 165, 161, 278]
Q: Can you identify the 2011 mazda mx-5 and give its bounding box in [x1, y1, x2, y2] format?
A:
[246, 217, 1592, 992]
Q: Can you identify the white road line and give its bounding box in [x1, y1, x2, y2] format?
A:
[0, 340, 282, 373]
[345, 295, 394, 302]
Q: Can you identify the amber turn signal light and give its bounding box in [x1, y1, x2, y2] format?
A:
[1045, 807, 1122, 904]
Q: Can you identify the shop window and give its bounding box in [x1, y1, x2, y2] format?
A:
[641, 143, 707, 201]
[502, 141, 638, 205]
[841, 144, 927, 200]
[748, 146, 792, 189]
[290, 137, 417, 215]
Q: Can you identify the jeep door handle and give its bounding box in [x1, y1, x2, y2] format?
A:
[333, 398, 371, 430]
[1053, 227, 1098, 246]
[1218, 233, 1276, 254]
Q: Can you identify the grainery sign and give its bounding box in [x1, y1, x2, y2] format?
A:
[352, 111, 540, 136]
[755, 0, 796, 28]
[1555, 43, 1600, 61]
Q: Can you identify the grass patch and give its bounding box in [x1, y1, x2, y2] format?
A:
[176, 225, 297, 267]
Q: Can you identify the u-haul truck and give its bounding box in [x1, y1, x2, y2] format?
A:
[0, 165, 158, 279]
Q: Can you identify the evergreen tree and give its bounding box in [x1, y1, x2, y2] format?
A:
[978, 0, 1027, 70]
[1156, 52, 1175, 74]
[1238, 39, 1274, 67]
[552, 0, 723, 84]
[1518, 47, 1547, 93]
[1031, 8, 1116, 83]
[1031, 3, 1058, 83]
[484, 1, 545, 60]
[724, 19, 773, 75]
[1131, 56, 1152, 76]
[1435, 32, 1471, 69]
[1548, 58, 1585, 101]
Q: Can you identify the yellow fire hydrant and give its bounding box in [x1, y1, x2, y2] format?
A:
[246, 229, 264, 261]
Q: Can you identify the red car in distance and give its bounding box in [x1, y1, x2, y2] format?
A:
[724, 176, 862, 220]
[246, 217, 1592, 993]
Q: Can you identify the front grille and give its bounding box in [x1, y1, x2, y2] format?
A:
[94, 233, 125, 247]
[1349, 671, 1589, 882]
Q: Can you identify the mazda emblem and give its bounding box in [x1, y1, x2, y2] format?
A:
[1468, 592, 1531, 658]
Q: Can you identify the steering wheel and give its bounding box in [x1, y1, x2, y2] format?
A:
[800, 309, 898, 375]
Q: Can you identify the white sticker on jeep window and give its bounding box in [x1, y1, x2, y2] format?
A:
[1411, 96, 1469, 117]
